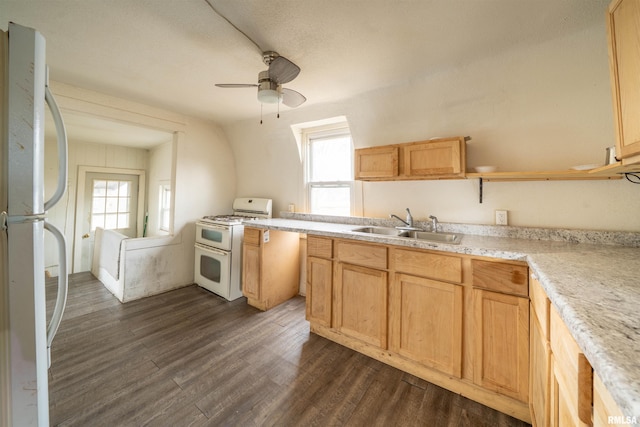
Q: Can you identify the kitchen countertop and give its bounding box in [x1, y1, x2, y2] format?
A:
[244, 215, 640, 419]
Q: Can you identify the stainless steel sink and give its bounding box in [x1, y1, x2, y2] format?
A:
[350, 226, 405, 236]
[399, 230, 463, 244]
[350, 226, 463, 244]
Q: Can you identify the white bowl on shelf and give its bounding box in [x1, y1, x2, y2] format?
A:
[474, 166, 497, 173]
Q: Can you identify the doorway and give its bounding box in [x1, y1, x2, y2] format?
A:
[73, 166, 145, 273]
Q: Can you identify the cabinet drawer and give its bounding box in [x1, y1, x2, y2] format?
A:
[335, 240, 387, 269]
[244, 227, 261, 246]
[307, 236, 333, 259]
[390, 248, 462, 284]
[472, 259, 528, 297]
[550, 305, 593, 425]
[529, 275, 550, 340]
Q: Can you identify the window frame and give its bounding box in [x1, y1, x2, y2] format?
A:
[302, 123, 354, 216]
[158, 181, 171, 233]
[90, 178, 133, 232]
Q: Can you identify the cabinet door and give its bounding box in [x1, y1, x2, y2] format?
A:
[306, 256, 332, 327]
[242, 243, 261, 300]
[530, 303, 551, 427]
[473, 289, 529, 402]
[550, 357, 583, 427]
[334, 262, 388, 348]
[354, 146, 399, 180]
[402, 139, 464, 177]
[389, 273, 463, 377]
[608, 0, 640, 161]
[593, 373, 630, 426]
[550, 306, 593, 427]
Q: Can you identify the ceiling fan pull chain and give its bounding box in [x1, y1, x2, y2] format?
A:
[277, 101, 280, 119]
[260, 103, 263, 124]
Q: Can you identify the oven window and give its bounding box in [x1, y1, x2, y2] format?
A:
[201, 228, 223, 243]
[200, 255, 221, 283]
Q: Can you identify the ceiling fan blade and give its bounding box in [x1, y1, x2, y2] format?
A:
[268, 56, 300, 84]
[281, 88, 306, 108]
[215, 84, 258, 88]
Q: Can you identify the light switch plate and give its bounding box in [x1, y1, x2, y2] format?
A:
[495, 210, 508, 225]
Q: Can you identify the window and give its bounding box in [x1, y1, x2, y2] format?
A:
[304, 126, 353, 216]
[159, 182, 171, 232]
[91, 179, 132, 231]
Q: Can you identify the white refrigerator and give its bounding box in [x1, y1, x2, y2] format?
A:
[1, 22, 69, 426]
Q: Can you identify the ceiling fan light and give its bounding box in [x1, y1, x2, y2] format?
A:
[257, 89, 280, 104]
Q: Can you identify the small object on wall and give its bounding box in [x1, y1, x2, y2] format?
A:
[475, 166, 497, 173]
[143, 211, 148, 237]
[288, 203, 295, 212]
[495, 210, 508, 225]
[605, 146, 617, 165]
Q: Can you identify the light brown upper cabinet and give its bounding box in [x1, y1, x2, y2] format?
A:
[354, 145, 399, 180]
[608, 0, 640, 163]
[354, 136, 467, 181]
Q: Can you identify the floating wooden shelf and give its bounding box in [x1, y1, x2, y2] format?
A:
[466, 169, 623, 182]
[587, 162, 640, 176]
[464, 165, 640, 203]
[466, 161, 640, 182]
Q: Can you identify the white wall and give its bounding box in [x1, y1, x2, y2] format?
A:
[225, 23, 640, 232]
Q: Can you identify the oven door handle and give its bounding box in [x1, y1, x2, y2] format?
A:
[195, 243, 229, 256]
[196, 222, 229, 231]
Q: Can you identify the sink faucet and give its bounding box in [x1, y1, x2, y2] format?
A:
[429, 215, 438, 232]
[390, 208, 415, 229]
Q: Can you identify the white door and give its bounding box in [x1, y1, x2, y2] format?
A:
[78, 172, 139, 272]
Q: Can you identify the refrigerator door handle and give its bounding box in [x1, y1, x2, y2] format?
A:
[43, 76, 68, 212]
[44, 220, 67, 367]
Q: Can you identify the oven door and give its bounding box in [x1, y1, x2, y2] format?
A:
[194, 243, 231, 299]
[195, 221, 232, 251]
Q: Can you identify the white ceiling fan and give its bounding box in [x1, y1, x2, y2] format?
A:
[215, 51, 307, 109]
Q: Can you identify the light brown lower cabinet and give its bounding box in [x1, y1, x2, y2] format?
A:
[333, 261, 388, 348]
[530, 276, 634, 427]
[473, 289, 530, 403]
[302, 233, 630, 426]
[241, 227, 300, 311]
[529, 276, 551, 427]
[593, 373, 632, 426]
[389, 273, 463, 377]
[306, 237, 532, 423]
[550, 305, 593, 427]
[306, 256, 333, 327]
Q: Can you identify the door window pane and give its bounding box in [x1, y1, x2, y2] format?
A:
[91, 179, 133, 231]
[93, 180, 106, 196]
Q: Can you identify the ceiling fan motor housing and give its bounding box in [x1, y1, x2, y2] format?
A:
[257, 70, 281, 103]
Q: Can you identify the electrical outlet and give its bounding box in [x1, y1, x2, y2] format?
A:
[495, 210, 508, 225]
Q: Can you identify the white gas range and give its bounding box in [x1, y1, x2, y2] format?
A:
[194, 198, 272, 300]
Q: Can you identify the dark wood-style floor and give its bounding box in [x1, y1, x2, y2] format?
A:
[46, 272, 530, 427]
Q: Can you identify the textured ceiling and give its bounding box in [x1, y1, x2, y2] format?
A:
[2, 0, 610, 130]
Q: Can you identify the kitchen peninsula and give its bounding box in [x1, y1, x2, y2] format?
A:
[242, 213, 640, 424]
